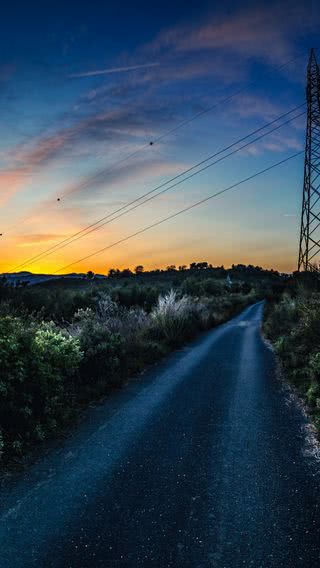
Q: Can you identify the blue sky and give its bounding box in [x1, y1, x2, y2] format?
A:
[0, 0, 319, 273]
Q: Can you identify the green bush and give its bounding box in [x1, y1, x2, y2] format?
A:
[79, 319, 125, 394]
[111, 284, 161, 311]
[310, 351, 320, 380]
[264, 294, 299, 340]
[180, 276, 224, 297]
[0, 316, 82, 455]
[265, 292, 320, 430]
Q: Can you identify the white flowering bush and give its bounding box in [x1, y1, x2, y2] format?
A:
[151, 290, 200, 343]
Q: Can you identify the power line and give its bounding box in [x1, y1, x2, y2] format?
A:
[149, 54, 305, 143]
[2, 51, 305, 236]
[32, 110, 308, 256]
[9, 107, 305, 271]
[58, 52, 305, 201]
[8, 104, 305, 272]
[53, 150, 303, 274]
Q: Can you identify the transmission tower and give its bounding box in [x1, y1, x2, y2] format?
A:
[298, 48, 320, 272]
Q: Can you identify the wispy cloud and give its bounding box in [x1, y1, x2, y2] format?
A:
[148, 3, 315, 65]
[240, 129, 303, 156]
[15, 132, 73, 167]
[0, 168, 31, 205]
[61, 157, 187, 200]
[16, 233, 69, 247]
[5, 99, 178, 182]
[12, 156, 187, 244]
[69, 62, 160, 78]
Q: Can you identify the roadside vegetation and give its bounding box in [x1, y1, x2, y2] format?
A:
[0, 263, 279, 462]
[264, 272, 320, 432]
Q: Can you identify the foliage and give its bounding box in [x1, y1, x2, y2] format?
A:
[264, 290, 320, 430]
[0, 316, 82, 455]
[79, 320, 125, 393]
[0, 266, 263, 461]
[150, 290, 201, 344]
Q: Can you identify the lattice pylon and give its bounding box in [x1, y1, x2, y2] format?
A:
[298, 48, 320, 272]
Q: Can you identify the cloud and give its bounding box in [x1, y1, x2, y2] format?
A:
[0, 168, 31, 205]
[10, 98, 178, 174]
[15, 132, 73, 168]
[229, 94, 286, 121]
[60, 156, 188, 200]
[9, 5, 304, 182]
[148, 2, 316, 65]
[0, 90, 183, 214]
[240, 129, 303, 156]
[17, 157, 187, 245]
[16, 233, 68, 247]
[68, 62, 160, 78]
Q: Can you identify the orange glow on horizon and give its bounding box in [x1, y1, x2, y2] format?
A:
[0, 250, 297, 276]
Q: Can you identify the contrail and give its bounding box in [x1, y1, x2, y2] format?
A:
[69, 62, 160, 78]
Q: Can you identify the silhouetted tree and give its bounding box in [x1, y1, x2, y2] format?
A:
[108, 268, 120, 277]
[121, 268, 133, 278]
[189, 261, 208, 270]
[135, 265, 144, 275]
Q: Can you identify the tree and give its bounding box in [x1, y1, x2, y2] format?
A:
[108, 268, 119, 277]
[135, 265, 144, 275]
[178, 265, 187, 271]
[166, 265, 176, 272]
[121, 268, 133, 278]
[189, 261, 208, 270]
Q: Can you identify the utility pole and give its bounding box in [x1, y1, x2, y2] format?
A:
[298, 48, 320, 272]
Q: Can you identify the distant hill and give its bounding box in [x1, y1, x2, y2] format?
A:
[1, 272, 107, 287]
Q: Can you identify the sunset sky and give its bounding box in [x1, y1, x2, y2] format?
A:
[0, 0, 319, 274]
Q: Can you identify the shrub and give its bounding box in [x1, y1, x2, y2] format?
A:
[265, 292, 320, 430]
[180, 276, 224, 297]
[264, 294, 299, 340]
[32, 324, 83, 413]
[112, 284, 161, 311]
[76, 296, 152, 390]
[310, 351, 320, 381]
[150, 290, 201, 344]
[97, 296, 148, 340]
[0, 316, 82, 454]
[79, 319, 125, 394]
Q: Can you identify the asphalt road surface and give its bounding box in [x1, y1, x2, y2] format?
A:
[0, 302, 319, 567]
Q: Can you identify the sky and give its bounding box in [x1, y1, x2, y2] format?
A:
[0, 0, 319, 274]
